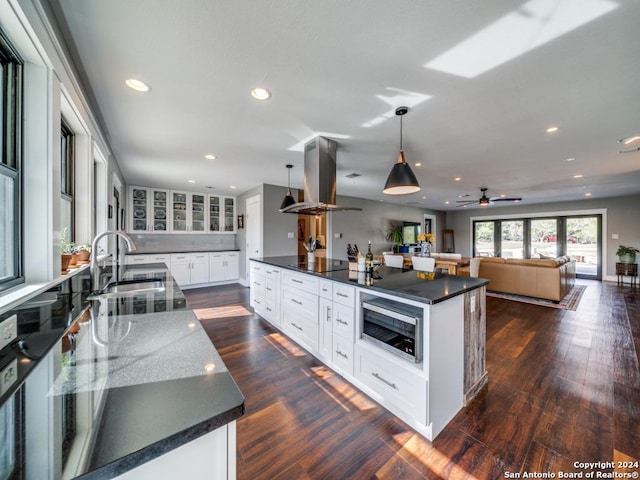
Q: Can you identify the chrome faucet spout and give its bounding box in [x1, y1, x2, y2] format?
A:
[90, 230, 137, 291]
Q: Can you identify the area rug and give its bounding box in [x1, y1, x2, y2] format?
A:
[486, 284, 586, 310]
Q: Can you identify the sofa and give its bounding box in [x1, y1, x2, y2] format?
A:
[477, 256, 576, 302]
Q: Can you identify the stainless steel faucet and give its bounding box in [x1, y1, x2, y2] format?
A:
[90, 230, 137, 290]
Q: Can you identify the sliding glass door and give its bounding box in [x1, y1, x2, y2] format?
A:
[566, 216, 600, 279]
[473, 214, 601, 280]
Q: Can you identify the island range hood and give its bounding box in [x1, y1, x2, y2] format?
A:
[279, 136, 362, 215]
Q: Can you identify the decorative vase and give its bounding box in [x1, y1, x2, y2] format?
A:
[619, 253, 636, 264]
[77, 249, 90, 262]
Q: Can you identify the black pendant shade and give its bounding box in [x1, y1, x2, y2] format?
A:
[383, 107, 421, 195]
[279, 164, 296, 210]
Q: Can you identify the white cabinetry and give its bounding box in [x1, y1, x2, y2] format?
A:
[263, 266, 281, 326]
[249, 262, 267, 318]
[209, 252, 239, 282]
[171, 192, 207, 233]
[125, 254, 149, 265]
[281, 271, 319, 353]
[170, 253, 209, 286]
[128, 186, 170, 233]
[128, 186, 236, 234]
[208, 195, 236, 233]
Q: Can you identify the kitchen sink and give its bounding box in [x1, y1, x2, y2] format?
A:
[90, 277, 165, 299]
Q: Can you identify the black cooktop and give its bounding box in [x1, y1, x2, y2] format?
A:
[285, 256, 351, 273]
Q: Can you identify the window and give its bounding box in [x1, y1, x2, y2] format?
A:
[0, 29, 23, 291]
[473, 215, 601, 279]
[60, 119, 74, 237]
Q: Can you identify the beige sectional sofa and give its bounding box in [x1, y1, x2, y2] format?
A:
[477, 256, 576, 302]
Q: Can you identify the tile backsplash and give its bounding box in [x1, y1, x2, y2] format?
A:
[131, 234, 236, 252]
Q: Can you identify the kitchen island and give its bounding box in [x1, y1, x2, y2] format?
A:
[249, 255, 488, 441]
[0, 263, 244, 479]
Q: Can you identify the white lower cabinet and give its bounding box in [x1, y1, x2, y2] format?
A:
[146, 254, 171, 267]
[281, 284, 319, 353]
[263, 267, 281, 326]
[209, 252, 239, 282]
[332, 334, 354, 376]
[318, 297, 333, 362]
[249, 262, 267, 318]
[170, 253, 209, 286]
[125, 255, 149, 265]
[354, 342, 428, 425]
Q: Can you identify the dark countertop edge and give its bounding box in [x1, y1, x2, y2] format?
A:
[126, 249, 240, 255]
[78, 401, 245, 480]
[252, 257, 489, 304]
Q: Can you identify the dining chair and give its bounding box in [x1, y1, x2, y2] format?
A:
[469, 257, 481, 278]
[411, 256, 436, 272]
[383, 253, 405, 268]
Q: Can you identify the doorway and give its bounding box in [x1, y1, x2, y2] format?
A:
[246, 194, 262, 282]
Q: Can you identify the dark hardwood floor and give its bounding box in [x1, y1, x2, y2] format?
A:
[184, 280, 640, 479]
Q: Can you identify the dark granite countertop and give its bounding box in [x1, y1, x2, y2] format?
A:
[126, 248, 239, 255]
[255, 256, 488, 304]
[0, 264, 244, 479]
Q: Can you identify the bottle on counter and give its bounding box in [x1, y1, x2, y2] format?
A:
[365, 241, 374, 286]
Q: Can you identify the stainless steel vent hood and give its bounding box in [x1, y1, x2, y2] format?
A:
[279, 136, 362, 215]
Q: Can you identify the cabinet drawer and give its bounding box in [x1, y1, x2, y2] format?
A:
[282, 309, 318, 352]
[282, 286, 318, 313]
[170, 253, 191, 263]
[333, 284, 355, 307]
[332, 302, 355, 341]
[355, 344, 427, 424]
[282, 270, 319, 294]
[332, 335, 354, 375]
[147, 254, 170, 265]
[265, 277, 278, 302]
[125, 255, 149, 265]
[318, 279, 333, 299]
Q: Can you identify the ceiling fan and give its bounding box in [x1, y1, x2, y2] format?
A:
[456, 187, 522, 207]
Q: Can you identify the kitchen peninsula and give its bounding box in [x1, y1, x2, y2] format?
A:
[249, 256, 489, 441]
[0, 263, 244, 479]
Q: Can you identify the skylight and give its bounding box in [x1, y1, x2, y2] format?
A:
[424, 0, 618, 78]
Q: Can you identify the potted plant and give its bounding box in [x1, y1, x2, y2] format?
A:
[60, 227, 75, 273]
[616, 245, 639, 264]
[76, 243, 92, 263]
[385, 225, 404, 253]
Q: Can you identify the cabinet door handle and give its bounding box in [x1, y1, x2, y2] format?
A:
[336, 318, 348, 326]
[291, 278, 303, 284]
[291, 322, 303, 331]
[254, 299, 261, 305]
[253, 281, 261, 286]
[336, 350, 348, 359]
[372, 372, 397, 390]
[266, 287, 272, 291]
[326, 307, 331, 322]
[266, 307, 272, 312]
[291, 298, 302, 306]
[336, 292, 349, 298]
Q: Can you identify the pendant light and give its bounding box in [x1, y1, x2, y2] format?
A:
[279, 164, 296, 210]
[383, 106, 421, 195]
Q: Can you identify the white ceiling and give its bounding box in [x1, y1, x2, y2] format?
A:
[51, 0, 640, 210]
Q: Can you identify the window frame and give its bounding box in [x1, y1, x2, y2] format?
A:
[0, 28, 23, 292]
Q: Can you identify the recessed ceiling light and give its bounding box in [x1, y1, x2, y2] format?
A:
[546, 126, 559, 133]
[125, 78, 150, 92]
[422, 196, 427, 199]
[229, 185, 237, 189]
[573, 174, 583, 178]
[250, 87, 271, 100]
[619, 135, 640, 145]
[415, 162, 422, 167]
[187, 180, 196, 184]
[204, 154, 216, 160]
[566, 157, 576, 162]
[454, 177, 462, 182]
[500, 194, 506, 198]
[445, 201, 450, 205]
[585, 192, 592, 197]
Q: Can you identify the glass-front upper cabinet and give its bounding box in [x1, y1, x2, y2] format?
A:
[209, 196, 221, 232]
[208, 195, 235, 233]
[128, 186, 169, 233]
[224, 197, 235, 233]
[171, 191, 208, 233]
